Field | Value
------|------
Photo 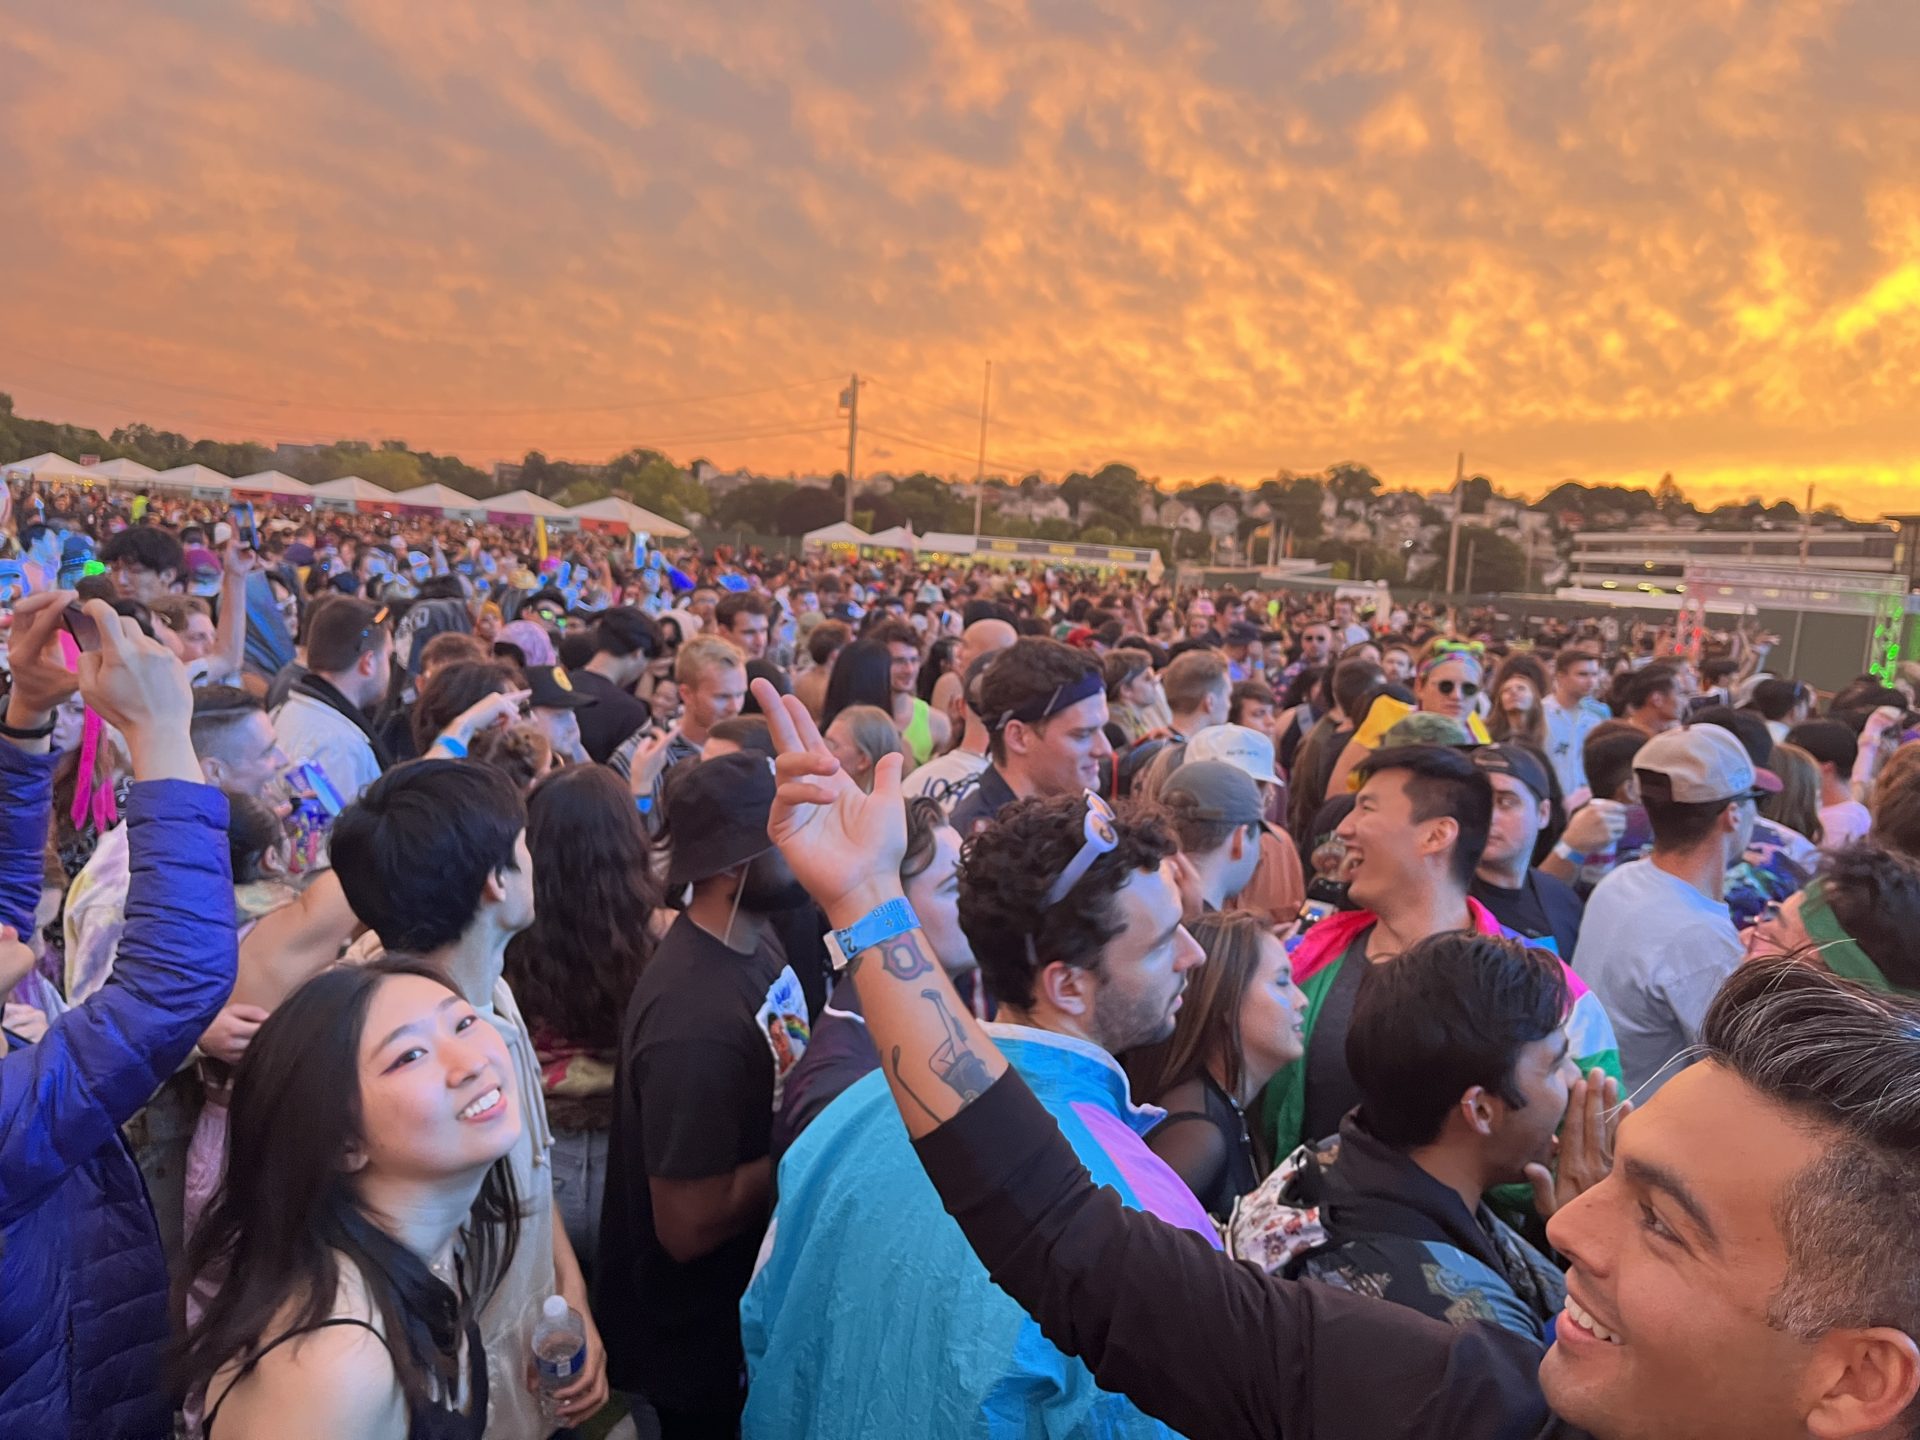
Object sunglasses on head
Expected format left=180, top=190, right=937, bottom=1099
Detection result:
left=1435, top=678, right=1480, bottom=698
left=1043, top=790, right=1120, bottom=907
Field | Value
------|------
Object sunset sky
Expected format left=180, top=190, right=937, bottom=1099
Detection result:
left=4, top=1, right=1918, bottom=511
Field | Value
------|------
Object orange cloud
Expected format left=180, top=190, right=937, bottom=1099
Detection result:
left=1, top=0, right=1917, bottom=513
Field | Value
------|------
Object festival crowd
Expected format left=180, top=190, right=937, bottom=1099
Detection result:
left=5, top=474, right=1920, bottom=1440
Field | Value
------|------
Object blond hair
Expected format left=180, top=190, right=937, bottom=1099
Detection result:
left=675, top=633, right=746, bottom=688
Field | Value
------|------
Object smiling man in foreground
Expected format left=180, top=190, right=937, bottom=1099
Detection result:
left=749, top=676, right=1920, bottom=1440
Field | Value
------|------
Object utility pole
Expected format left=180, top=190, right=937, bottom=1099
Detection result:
left=1800, top=481, right=1815, bottom=568
left=1443, top=450, right=1465, bottom=595
left=971, top=360, right=992, bottom=538
left=1464, top=534, right=1479, bottom=596
left=841, top=373, right=860, bottom=525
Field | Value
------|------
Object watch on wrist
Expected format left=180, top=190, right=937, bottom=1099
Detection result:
left=826, top=897, right=921, bottom=975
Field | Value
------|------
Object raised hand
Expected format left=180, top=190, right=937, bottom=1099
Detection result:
left=752, top=677, right=908, bottom=928
left=624, top=724, right=682, bottom=796
left=1525, top=1070, right=1628, bottom=1218
left=3, top=589, right=81, bottom=728
left=437, top=689, right=529, bottom=752
left=77, top=601, right=193, bottom=739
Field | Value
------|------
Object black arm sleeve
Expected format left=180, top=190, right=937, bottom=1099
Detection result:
left=913, top=1072, right=1574, bottom=1440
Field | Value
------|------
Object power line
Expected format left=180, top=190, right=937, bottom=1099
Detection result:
left=866, top=375, right=1094, bottom=450
left=859, top=424, right=1051, bottom=478
left=9, top=349, right=843, bottom=418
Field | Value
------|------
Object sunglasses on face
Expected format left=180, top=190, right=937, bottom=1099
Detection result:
left=1434, top=679, right=1480, bottom=698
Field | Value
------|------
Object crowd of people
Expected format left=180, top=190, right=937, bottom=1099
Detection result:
left=6, top=473, right=1920, bottom=1440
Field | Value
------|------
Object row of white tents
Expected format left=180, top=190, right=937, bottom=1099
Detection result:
left=0, top=452, right=688, bottom=538
left=800, top=521, right=923, bottom=551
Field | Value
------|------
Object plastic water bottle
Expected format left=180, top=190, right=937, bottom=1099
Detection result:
left=531, top=1294, right=587, bottom=1407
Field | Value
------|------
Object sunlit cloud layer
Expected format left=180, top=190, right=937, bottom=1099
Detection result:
left=3, top=0, right=1918, bottom=511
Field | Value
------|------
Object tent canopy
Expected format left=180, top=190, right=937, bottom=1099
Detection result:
left=232, top=470, right=316, bottom=499
left=568, top=495, right=691, bottom=539
left=92, top=457, right=160, bottom=481
left=484, top=489, right=571, bottom=518
left=391, top=482, right=483, bottom=510
left=866, top=524, right=919, bottom=551
left=2, top=452, right=99, bottom=480
left=153, top=464, right=234, bottom=495
left=804, top=522, right=871, bottom=547
left=310, top=475, right=394, bottom=502
left=919, top=531, right=977, bottom=555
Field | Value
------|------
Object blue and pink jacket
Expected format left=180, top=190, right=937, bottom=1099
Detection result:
left=743, top=1024, right=1212, bottom=1439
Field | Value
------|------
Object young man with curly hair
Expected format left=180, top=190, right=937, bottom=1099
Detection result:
left=742, top=792, right=1206, bottom=1439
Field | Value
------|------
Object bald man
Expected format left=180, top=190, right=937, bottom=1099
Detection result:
left=932, top=618, right=1017, bottom=731
left=913, top=620, right=1017, bottom=817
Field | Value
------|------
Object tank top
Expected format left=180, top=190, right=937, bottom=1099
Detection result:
left=902, top=697, right=935, bottom=766
left=202, top=1315, right=487, bottom=1440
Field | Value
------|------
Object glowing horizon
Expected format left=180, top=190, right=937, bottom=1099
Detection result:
left=3, top=2, right=1918, bottom=514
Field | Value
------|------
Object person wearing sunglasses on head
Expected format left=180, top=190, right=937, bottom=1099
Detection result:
left=752, top=679, right=1920, bottom=1440
left=742, top=787, right=1207, bottom=1440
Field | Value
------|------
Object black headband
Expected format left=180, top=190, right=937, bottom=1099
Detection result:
left=993, top=669, right=1104, bottom=731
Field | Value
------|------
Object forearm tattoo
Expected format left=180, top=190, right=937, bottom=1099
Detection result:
left=889, top=988, right=993, bottom=1121
left=879, top=936, right=934, bottom=981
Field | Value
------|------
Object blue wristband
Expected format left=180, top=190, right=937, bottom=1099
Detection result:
left=438, top=735, right=469, bottom=758
left=635, top=794, right=654, bottom=815
left=827, top=897, right=920, bottom=974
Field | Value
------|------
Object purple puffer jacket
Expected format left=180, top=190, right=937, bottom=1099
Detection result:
left=0, top=740, right=235, bottom=1438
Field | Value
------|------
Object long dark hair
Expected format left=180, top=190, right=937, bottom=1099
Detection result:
left=1126, top=912, right=1269, bottom=1114
left=916, top=637, right=959, bottom=704
left=177, top=960, right=521, bottom=1416
left=505, top=765, right=659, bottom=1052
left=821, top=639, right=894, bottom=728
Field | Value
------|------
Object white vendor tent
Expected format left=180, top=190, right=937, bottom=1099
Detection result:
left=484, top=489, right=571, bottom=517
left=91, top=458, right=160, bottom=482
left=568, top=495, right=690, bottom=539
left=152, top=464, right=234, bottom=497
left=232, top=470, right=317, bottom=500
left=2, top=452, right=99, bottom=480
left=803, top=522, right=871, bottom=547
left=311, top=476, right=395, bottom=506
left=390, top=482, right=485, bottom=515
left=866, top=525, right=919, bottom=551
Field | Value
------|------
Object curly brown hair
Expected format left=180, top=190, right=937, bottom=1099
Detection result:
left=958, top=794, right=1175, bottom=1010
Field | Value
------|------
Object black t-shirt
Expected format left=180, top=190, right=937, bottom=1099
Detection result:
left=1470, top=870, right=1585, bottom=959
left=571, top=669, right=652, bottom=764
left=596, top=914, right=810, bottom=1413
left=1302, top=928, right=1373, bottom=1147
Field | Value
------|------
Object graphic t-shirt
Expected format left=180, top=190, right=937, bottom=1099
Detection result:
left=597, top=913, right=810, bottom=1414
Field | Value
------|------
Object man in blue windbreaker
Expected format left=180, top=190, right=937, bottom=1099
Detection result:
left=742, top=793, right=1207, bottom=1439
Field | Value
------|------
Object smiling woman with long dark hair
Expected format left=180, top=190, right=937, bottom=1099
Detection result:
left=503, top=763, right=659, bottom=1279
left=178, top=959, right=523, bottom=1438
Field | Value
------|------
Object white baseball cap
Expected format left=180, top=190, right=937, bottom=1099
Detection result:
left=1186, top=724, right=1276, bottom=787
left=1635, top=724, right=1781, bottom=805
